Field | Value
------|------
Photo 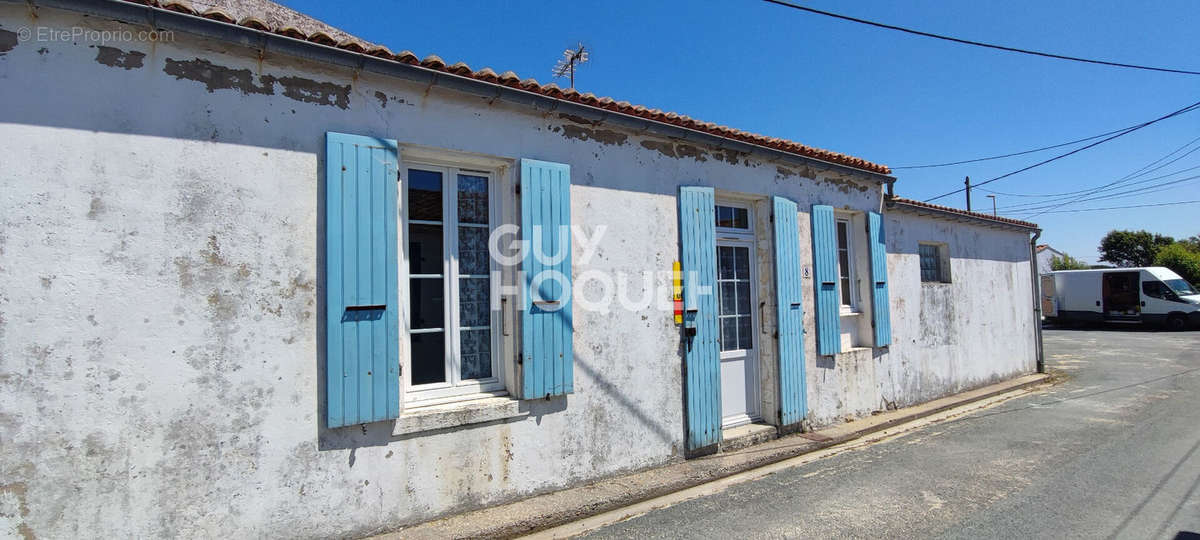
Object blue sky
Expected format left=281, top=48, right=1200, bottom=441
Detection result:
left=280, top=0, right=1200, bottom=262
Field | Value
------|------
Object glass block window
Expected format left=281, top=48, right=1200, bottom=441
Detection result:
left=920, top=243, right=947, bottom=283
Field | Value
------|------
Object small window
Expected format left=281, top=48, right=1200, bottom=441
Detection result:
left=835, top=219, right=855, bottom=308
left=919, top=243, right=950, bottom=283
left=716, top=205, right=749, bottom=229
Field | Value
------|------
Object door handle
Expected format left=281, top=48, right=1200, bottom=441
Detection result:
left=533, top=300, right=560, bottom=307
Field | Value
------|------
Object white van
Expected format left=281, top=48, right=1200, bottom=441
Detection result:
left=1048, top=267, right=1200, bottom=330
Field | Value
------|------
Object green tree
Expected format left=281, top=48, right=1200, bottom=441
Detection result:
left=1050, top=253, right=1090, bottom=270
left=1098, top=230, right=1175, bottom=267
left=1181, top=235, right=1200, bottom=252
left=1154, top=242, right=1200, bottom=285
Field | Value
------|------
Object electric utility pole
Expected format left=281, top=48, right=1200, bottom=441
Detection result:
left=964, top=176, right=972, bottom=211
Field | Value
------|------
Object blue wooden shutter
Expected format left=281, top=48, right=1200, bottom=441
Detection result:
left=867, top=211, right=892, bottom=346
left=772, top=197, right=807, bottom=426
left=325, top=132, right=400, bottom=428
left=520, top=159, right=574, bottom=399
left=679, top=187, right=720, bottom=450
left=810, top=204, right=841, bottom=356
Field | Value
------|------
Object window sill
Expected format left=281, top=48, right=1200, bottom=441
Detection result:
left=834, top=346, right=873, bottom=359
left=392, top=395, right=527, bottom=436
left=839, top=310, right=863, bottom=317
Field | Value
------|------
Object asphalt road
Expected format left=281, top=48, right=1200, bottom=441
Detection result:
left=579, top=327, right=1200, bottom=539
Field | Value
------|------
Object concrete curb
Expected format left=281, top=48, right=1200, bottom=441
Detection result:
left=374, top=373, right=1051, bottom=540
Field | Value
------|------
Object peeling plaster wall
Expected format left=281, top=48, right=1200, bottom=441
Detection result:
left=880, top=211, right=1038, bottom=411
left=0, top=6, right=1032, bottom=537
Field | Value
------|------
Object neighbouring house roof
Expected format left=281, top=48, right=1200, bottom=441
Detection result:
left=887, top=197, right=1040, bottom=230
left=118, top=0, right=892, bottom=176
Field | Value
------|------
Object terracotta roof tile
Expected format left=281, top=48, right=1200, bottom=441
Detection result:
left=338, top=39, right=369, bottom=54
left=161, top=1, right=196, bottom=15
left=420, top=55, right=446, bottom=69
left=307, top=31, right=337, bottom=46
left=122, top=0, right=891, bottom=175
left=446, top=61, right=473, bottom=75
left=199, top=8, right=236, bottom=24
left=275, top=25, right=307, bottom=40
left=365, top=45, right=394, bottom=59
left=237, top=15, right=271, bottom=31
left=888, top=197, right=1039, bottom=229
left=473, top=68, right=500, bottom=83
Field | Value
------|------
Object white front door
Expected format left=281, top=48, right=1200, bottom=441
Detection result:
left=717, top=241, right=760, bottom=428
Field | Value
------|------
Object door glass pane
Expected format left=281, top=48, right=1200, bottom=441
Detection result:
left=721, top=317, right=738, bottom=352
left=408, top=169, right=443, bottom=221
left=715, top=205, right=749, bottom=229
left=457, top=174, right=489, bottom=224
left=840, top=277, right=852, bottom=305
left=718, top=246, right=735, bottom=279
left=716, top=205, right=733, bottom=228
left=720, top=282, right=737, bottom=315
left=410, top=331, right=445, bottom=385
left=737, top=316, right=752, bottom=350
left=459, top=278, right=490, bottom=327
left=409, top=278, right=444, bottom=330
left=717, top=245, right=753, bottom=352
left=734, top=247, right=749, bottom=279
left=460, top=328, right=492, bottom=380
left=732, top=207, right=749, bottom=229
left=458, top=227, right=489, bottom=275
left=409, top=224, right=443, bottom=275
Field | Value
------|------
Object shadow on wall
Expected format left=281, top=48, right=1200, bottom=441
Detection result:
left=885, top=214, right=1033, bottom=264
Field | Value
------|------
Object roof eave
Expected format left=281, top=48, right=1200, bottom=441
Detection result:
left=886, top=198, right=1040, bottom=232
left=17, top=0, right=896, bottom=182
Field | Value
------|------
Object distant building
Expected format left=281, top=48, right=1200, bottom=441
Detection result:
left=1037, top=245, right=1067, bottom=274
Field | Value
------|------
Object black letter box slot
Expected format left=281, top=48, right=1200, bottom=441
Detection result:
left=343, top=304, right=386, bottom=322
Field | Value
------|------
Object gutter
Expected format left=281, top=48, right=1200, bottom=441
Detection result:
left=12, top=0, right=897, bottom=185
left=1029, top=229, right=1045, bottom=373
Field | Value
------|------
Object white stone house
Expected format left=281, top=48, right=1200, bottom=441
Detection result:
left=1036, top=244, right=1067, bottom=274
left=0, top=0, right=1042, bottom=536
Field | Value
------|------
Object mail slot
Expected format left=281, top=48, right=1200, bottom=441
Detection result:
left=345, top=304, right=385, bottom=312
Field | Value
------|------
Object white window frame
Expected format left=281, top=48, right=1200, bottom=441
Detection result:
left=835, top=217, right=858, bottom=312
left=400, top=151, right=511, bottom=406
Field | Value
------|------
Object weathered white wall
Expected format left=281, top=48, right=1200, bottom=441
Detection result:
left=881, top=211, right=1039, bottom=408
left=0, top=6, right=1034, bottom=538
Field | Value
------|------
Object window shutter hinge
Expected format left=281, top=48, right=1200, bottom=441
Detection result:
left=515, top=182, right=521, bottom=195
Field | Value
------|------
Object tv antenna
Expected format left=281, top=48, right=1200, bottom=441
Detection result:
left=552, top=43, right=589, bottom=88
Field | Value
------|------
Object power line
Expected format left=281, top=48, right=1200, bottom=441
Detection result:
left=894, top=124, right=1139, bottom=170
left=762, top=0, right=1200, bottom=76
left=996, top=160, right=1200, bottom=210
left=1021, top=135, right=1200, bottom=216
left=922, top=100, right=1200, bottom=202
left=1027, top=199, right=1200, bottom=214
left=1007, top=174, right=1200, bottom=213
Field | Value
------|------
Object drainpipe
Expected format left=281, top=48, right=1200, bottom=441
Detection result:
left=1029, top=229, right=1045, bottom=373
